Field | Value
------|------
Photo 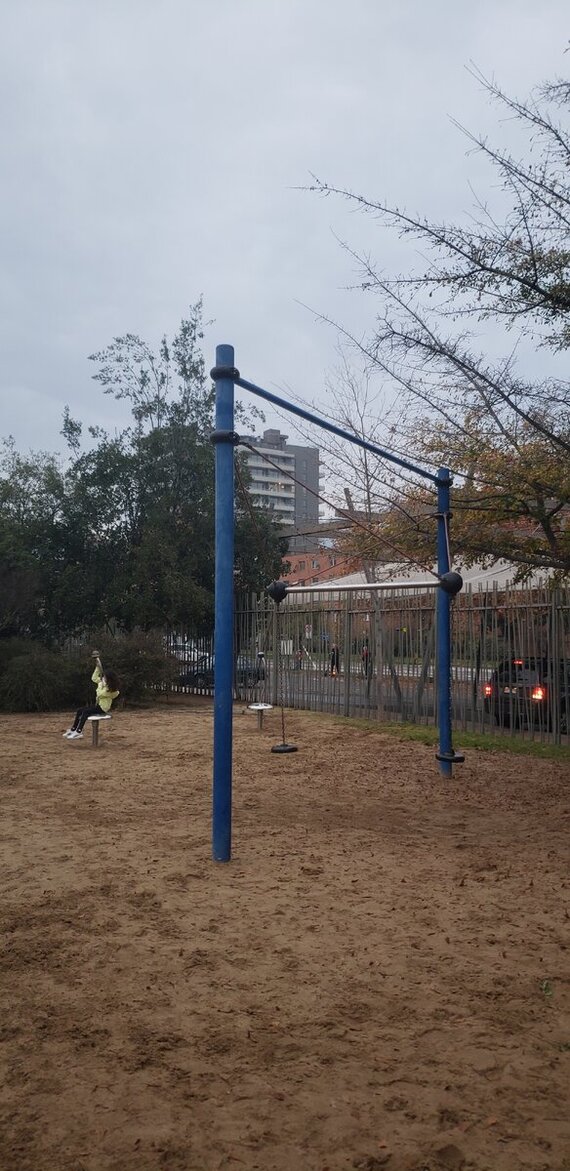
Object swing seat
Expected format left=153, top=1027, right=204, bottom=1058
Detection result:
left=88, top=714, right=112, bottom=747
left=248, top=702, right=273, bottom=730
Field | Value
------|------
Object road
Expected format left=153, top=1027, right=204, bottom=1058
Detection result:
left=234, top=663, right=486, bottom=726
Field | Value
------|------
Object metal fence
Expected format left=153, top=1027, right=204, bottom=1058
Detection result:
left=168, top=584, right=570, bottom=744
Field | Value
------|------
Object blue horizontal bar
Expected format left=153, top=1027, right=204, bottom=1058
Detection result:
left=235, top=376, right=438, bottom=485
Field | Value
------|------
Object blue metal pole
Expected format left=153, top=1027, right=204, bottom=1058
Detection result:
left=436, top=468, right=453, bottom=778
left=236, top=376, right=438, bottom=485
left=212, top=345, right=236, bottom=861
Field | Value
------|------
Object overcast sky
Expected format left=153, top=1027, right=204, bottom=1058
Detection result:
left=1, top=0, right=568, bottom=456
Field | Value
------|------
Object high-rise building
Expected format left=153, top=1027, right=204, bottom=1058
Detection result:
left=239, top=429, right=320, bottom=542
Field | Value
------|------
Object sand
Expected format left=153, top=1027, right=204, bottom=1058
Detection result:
left=1, top=700, right=569, bottom=1171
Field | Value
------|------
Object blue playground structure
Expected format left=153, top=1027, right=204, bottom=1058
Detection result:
left=211, top=344, right=464, bottom=862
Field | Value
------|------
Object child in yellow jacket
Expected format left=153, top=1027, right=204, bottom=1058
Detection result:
left=64, top=652, right=120, bottom=740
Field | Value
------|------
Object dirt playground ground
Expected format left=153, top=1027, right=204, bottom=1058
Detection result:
left=1, top=701, right=569, bottom=1171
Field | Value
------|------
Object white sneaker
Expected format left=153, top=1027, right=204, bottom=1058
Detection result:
left=67, top=730, right=83, bottom=740
left=63, top=729, right=74, bottom=737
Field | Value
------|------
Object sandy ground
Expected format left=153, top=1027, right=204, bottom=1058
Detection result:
left=0, top=699, right=569, bottom=1171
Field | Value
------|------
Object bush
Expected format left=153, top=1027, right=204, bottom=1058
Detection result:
left=0, top=630, right=179, bottom=712
left=63, top=655, right=94, bottom=708
left=0, top=648, right=74, bottom=712
left=0, top=637, right=40, bottom=668
left=80, top=629, right=180, bottom=704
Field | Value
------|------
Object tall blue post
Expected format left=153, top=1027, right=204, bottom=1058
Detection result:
left=211, top=345, right=236, bottom=861
left=436, top=467, right=453, bottom=778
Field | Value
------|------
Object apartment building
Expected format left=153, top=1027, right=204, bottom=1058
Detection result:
left=239, top=429, right=319, bottom=540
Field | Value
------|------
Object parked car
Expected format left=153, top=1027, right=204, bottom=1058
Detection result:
left=483, top=657, right=568, bottom=732
left=178, top=652, right=265, bottom=689
left=164, top=637, right=201, bottom=663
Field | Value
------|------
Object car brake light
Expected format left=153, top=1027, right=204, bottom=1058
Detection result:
left=531, top=685, right=546, bottom=702
left=513, top=659, right=523, bottom=665
left=483, top=683, right=493, bottom=698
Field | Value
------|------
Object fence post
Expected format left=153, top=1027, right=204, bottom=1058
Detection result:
left=551, top=589, right=560, bottom=743
left=343, top=592, right=352, bottom=718
left=373, top=600, right=383, bottom=724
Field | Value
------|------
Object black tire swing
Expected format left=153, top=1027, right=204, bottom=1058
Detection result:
left=266, top=581, right=298, bottom=754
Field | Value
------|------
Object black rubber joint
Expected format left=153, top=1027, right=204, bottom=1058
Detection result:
left=210, top=365, right=240, bottom=381
left=210, top=430, right=241, bottom=445
left=266, top=580, right=288, bottom=605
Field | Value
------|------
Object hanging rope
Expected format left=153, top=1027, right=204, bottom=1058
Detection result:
left=443, top=510, right=452, bottom=570
left=267, top=582, right=298, bottom=754
left=235, top=456, right=267, bottom=543
left=238, top=437, right=462, bottom=598
left=277, top=606, right=287, bottom=742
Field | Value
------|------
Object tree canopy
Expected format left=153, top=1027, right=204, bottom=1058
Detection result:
left=310, top=71, right=570, bottom=580
left=0, top=302, right=286, bottom=641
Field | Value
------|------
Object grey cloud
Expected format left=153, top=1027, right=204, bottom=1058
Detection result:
left=1, top=0, right=567, bottom=450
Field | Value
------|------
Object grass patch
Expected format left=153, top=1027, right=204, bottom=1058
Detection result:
left=325, top=714, right=570, bottom=760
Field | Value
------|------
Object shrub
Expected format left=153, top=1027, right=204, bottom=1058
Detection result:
left=0, top=648, right=72, bottom=712
left=0, top=637, right=40, bottom=668
left=63, top=655, right=94, bottom=707
left=80, top=629, right=180, bottom=704
left=0, top=630, right=179, bottom=712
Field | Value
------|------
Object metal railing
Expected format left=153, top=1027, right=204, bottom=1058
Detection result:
left=168, top=583, right=569, bottom=744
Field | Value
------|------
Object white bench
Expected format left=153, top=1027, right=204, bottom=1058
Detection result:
left=87, top=714, right=112, bottom=747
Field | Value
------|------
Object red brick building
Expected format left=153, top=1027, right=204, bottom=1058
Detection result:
left=284, top=547, right=362, bottom=586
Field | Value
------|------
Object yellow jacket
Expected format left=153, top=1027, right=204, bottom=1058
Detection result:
left=91, top=665, right=120, bottom=713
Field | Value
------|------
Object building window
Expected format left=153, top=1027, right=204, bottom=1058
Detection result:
left=298, top=560, right=306, bottom=570
left=311, top=559, right=319, bottom=569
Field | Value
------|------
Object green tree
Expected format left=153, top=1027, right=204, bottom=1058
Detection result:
left=0, top=303, right=285, bottom=641
left=0, top=439, right=73, bottom=637
left=337, top=415, right=570, bottom=580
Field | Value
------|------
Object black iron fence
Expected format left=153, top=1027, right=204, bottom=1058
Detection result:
left=167, top=584, right=570, bottom=744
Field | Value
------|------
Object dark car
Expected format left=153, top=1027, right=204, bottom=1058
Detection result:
left=178, top=654, right=214, bottom=688
left=178, top=652, right=265, bottom=690
left=483, top=657, right=568, bottom=732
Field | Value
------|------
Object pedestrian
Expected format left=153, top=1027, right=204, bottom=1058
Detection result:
left=361, top=638, right=369, bottom=677
left=330, top=643, right=340, bottom=677
left=63, top=651, right=120, bottom=740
